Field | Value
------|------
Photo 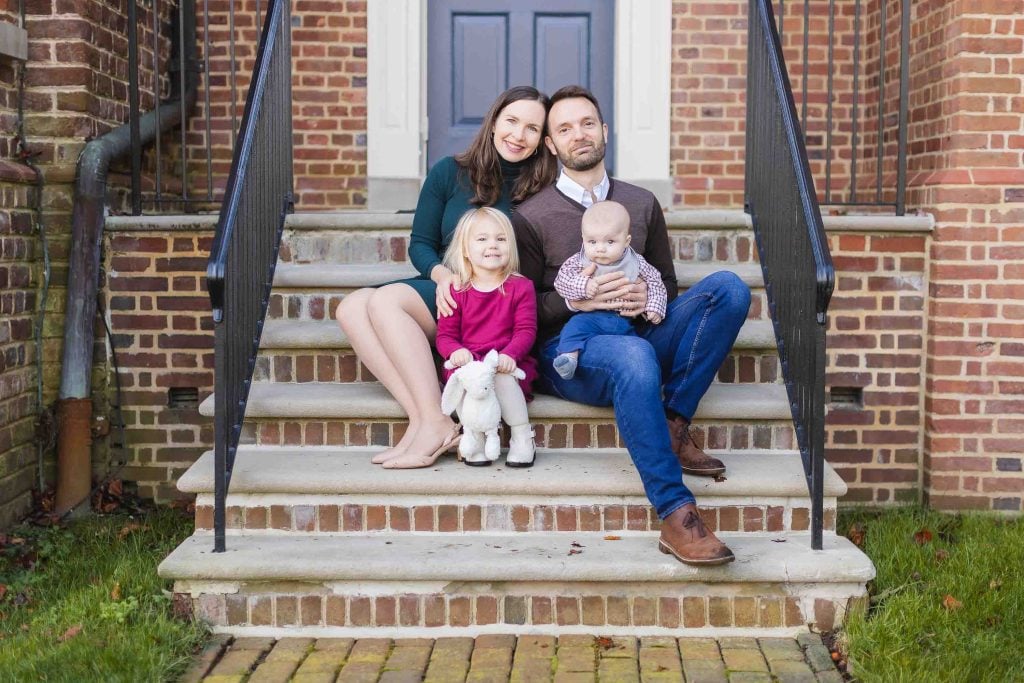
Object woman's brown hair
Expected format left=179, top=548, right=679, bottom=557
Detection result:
left=454, top=85, right=557, bottom=206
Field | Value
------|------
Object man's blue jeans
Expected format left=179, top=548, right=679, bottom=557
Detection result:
left=537, top=271, right=751, bottom=519
left=556, top=311, right=636, bottom=356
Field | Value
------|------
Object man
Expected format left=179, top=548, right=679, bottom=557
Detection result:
left=512, top=85, right=751, bottom=565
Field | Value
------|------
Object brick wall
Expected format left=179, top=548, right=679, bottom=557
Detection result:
left=104, top=228, right=214, bottom=502
left=904, top=0, right=1024, bottom=512
left=186, top=0, right=368, bottom=209
left=0, top=0, right=180, bottom=527
left=826, top=230, right=928, bottom=504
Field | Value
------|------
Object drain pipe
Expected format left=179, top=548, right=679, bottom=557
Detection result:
left=55, top=2, right=199, bottom=514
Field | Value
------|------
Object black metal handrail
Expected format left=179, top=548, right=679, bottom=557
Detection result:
left=745, top=0, right=835, bottom=550
left=206, top=0, right=293, bottom=552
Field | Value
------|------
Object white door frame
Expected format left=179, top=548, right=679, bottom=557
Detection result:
left=366, top=0, right=671, bottom=210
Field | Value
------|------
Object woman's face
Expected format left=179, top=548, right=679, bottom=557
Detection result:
left=492, top=98, right=546, bottom=163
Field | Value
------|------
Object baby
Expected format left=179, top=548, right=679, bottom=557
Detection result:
left=552, top=200, right=668, bottom=380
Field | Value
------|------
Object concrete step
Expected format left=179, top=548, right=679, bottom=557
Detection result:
left=159, top=530, right=873, bottom=637
left=265, top=262, right=772, bottom=322
left=200, top=382, right=791, bottom=422
left=258, top=318, right=778, bottom=351
left=252, top=318, right=783, bottom=386
left=270, top=262, right=766, bottom=291
left=182, top=447, right=843, bottom=535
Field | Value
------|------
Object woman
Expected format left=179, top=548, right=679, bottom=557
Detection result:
left=335, top=86, right=556, bottom=469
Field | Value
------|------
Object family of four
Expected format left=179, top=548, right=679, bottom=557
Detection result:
left=336, top=85, right=751, bottom=566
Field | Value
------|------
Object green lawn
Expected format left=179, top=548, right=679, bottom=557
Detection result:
left=839, top=507, right=1024, bottom=683
left=0, top=506, right=208, bottom=682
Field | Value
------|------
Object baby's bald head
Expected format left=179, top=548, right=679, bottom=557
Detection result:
left=580, top=200, right=632, bottom=265
left=582, top=200, right=630, bottom=237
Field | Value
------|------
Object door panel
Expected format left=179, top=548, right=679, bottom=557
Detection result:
left=428, top=0, right=614, bottom=171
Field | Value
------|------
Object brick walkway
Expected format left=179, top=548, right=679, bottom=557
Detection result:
left=184, top=633, right=843, bottom=682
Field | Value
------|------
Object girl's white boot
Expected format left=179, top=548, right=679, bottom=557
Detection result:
left=506, top=423, right=536, bottom=468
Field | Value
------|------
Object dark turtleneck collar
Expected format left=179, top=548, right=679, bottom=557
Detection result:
left=499, top=155, right=528, bottom=186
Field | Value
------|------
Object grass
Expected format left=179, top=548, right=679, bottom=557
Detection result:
left=838, top=507, right=1024, bottom=683
left=0, top=506, right=209, bottom=682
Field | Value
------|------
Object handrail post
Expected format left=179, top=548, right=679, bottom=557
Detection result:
left=896, top=0, right=911, bottom=216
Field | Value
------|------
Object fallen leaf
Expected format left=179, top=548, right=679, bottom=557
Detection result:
left=596, top=636, right=614, bottom=649
left=941, top=595, right=962, bottom=611
left=771, top=538, right=787, bottom=543
left=59, top=625, right=82, bottom=642
left=603, top=535, right=621, bottom=541
left=934, top=549, right=949, bottom=562
left=847, top=523, right=866, bottom=547
left=914, top=528, right=933, bottom=545
left=570, top=542, right=585, bottom=548
left=117, top=523, right=149, bottom=540
left=110, top=582, right=121, bottom=601
left=568, top=548, right=583, bottom=555
left=713, top=474, right=728, bottom=483
left=989, top=579, right=1003, bottom=590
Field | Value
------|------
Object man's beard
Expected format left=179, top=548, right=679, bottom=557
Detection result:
left=558, top=137, right=606, bottom=172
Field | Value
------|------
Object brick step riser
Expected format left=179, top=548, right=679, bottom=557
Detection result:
left=252, top=349, right=784, bottom=386
left=193, top=499, right=837, bottom=535
left=178, top=579, right=862, bottom=635
left=239, top=419, right=797, bottom=451
left=266, top=289, right=771, bottom=323
left=278, top=230, right=762, bottom=267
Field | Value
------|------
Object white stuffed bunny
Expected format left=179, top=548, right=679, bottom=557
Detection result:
left=441, top=350, right=525, bottom=465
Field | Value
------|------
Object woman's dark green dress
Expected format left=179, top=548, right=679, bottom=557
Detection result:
left=383, top=155, right=525, bottom=317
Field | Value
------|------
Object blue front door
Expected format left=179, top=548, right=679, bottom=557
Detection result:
left=427, top=0, right=615, bottom=172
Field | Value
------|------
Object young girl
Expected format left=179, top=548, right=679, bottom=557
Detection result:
left=430, top=207, right=538, bottom=468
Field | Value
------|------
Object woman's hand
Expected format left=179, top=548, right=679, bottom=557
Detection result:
left=496, top=353, right=518, bottom=374
left=448, top=348, right=473, bottom=367
left=432, top=265, right=462, bottom=317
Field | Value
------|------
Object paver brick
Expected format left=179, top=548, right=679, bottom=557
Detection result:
left=294, top=650, right=345, bottom=675
left=815, top=670, right=845, bottom=683
left=511, top=658, right=554, bottom=681
left=231, top=637, right=276, bottom=650
left=380, top=671, right=427, bottom=683
left=202, top=676, right=246, bottom=683
left=719, top=637, right=759, bottom=650
left=292, top=673, right=337, bottom=683
left=558, top=634, right=595, bottom=648
left=180, top=634, right=231, bottom=683
left=598, top=657, right=640, bottom=681
left=758, top=637, right=804, bottom=661
left=683, top=659, right=728, bottom=683
left=208, top=650, right=265, bottom=677
left=727, top=673, right=772, bottom=683
left=600, top=636, right=638, bottom=659
left=802, top=643, right=836, bottom=674
left=639, top=636, right=677, bottom=648
left=722, top=648, right=768, bottom=673
left=678, top=638, right=720, bottom=661
left=768, top=658, right=817, bottom=682
left=639, top=647, right=682, bottom=673
left=470, top=646, right=513, bottom=669
left=249, top=660, right=302, bottom=683
left=556, top=646, right=598, bottom=672
left=552, top=672, right=596, bottom=683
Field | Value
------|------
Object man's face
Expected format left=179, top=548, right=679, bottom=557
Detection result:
left=545, top=97, right=608, bottom=172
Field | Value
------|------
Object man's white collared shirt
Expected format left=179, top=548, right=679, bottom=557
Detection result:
left=556, top=171, right=610, bottom=207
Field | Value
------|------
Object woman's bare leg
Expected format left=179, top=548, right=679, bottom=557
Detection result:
left=366, top=285, right=458, bottom=469
left=335, top=287, right=420, bottom=462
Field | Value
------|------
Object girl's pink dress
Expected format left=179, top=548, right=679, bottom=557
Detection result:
left=435, top=275, right=538, bottom=398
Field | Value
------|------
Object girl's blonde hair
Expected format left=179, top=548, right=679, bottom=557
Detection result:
left=443, top=207, right=521, bottom=288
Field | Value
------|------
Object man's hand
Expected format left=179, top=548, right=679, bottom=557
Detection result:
left=568, top=269, right=635, bottom=312
left=432, top=265, right=463, bottom=317
left=448, top=348, right=473, bottom=367
left=496, top=354, right=518, bottom=374
left=616, top=280, right=649, bottom=318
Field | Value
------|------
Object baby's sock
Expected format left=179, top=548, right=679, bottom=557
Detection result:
left=553, top=352, right=578, bottom=380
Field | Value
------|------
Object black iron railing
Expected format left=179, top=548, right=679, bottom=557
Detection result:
left=746, top=0, right=835, bottom=550
left=775, top=0, right=911, bottom=214
left=206, top=0, right=293, bottom=552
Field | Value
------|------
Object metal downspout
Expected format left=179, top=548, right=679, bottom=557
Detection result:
left=54, top=2, right=199, bottom=514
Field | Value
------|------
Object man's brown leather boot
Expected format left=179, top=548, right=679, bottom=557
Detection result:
left=667, top=415, right=726, bottom=476
left=658, top=503, right=735, bottom=566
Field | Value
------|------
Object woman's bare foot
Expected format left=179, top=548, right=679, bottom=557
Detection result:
left=370, top=422, right=420, bottom=464
left=382, top=418, right=461, bottom=469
